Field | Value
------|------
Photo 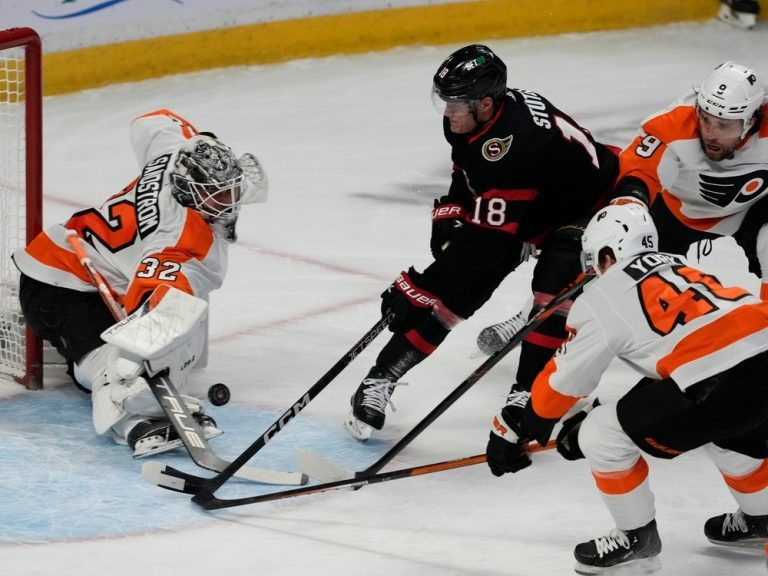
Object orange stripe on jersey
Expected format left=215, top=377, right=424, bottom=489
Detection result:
left=761, top=282, right=768, bottom=301
left=133, top=109, right=199, bottom=140
left=618, top=105, right=698, bottom=205
left=659, top=189, right=727, bottom=231
left=723, top=459, right=768, bottom=494
left=656, top=302, right=768, bottom=379
left=642, top=105, right=699, bottom=143
left=123, top=210, right=213, bottom=312
left=592, top=457, right=649, bottom=496
left=23, top=232, right=93, bottom=285
left=530, top=360, right=580, bottom=419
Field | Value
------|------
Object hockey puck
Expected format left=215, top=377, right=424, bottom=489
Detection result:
left=208, top=383, right=231, bottom=406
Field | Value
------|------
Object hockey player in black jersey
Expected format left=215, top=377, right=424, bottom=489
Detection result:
left=344, top=44, right=622, bottom=441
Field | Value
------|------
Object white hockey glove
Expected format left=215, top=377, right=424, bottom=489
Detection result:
left=239, top=153, right=268, bottom=205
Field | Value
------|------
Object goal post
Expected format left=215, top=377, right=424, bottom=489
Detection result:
left=0, top=27, right=43, bottom=389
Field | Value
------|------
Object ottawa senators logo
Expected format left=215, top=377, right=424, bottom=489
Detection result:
left=481, top=135, right=513, bottom=162
left=699, top=170, right=768, bottom=207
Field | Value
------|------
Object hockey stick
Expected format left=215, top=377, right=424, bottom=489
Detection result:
left=141, top=311, right=394, bottom=497
left=65, top=231, right=306, bottom=486
left=143, top=441, right=556, bottom=504
left=305, top=272, right=595, bottom=482
left=189, top=272, right=593, bottom=508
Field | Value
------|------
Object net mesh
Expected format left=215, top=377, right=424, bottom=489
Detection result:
left=0, top=45, right=30, bottom=380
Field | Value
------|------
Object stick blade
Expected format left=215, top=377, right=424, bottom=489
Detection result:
left=141, top=461, right=203, bottom=494
left=234, top=466, right=309, bottom=486
left=296, top=450, right=355, bottom=482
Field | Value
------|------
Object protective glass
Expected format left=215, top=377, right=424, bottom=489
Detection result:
left=430, top=87, right=478, bottom=116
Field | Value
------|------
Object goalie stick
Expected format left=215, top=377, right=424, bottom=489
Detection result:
left=141, top=311, right=394, bottom=497
left=142, top=441, right=556, bottom=504
left=173, top=272, right=593, bottom=508
left=66, top=231, right=306, bottom=486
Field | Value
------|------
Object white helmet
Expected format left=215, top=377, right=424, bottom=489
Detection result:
left=581, top=204, right=658, bottom=275
left=696, top=61, right=765, bottom=139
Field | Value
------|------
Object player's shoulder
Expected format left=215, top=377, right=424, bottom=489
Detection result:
left=505, top=89, right=556, bottom=128
left=641, top=98, right=698, bottom=143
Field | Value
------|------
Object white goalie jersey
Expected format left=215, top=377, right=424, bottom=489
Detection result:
left=530, top=251, right=768, bottom=421
left=13, top=109, right=230, bottom=313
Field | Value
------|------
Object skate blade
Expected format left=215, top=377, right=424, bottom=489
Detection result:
left=718, top=5, right=757, bottom=28
left=132, top=427, right=223, bottom=458
left=574, top=555, right=661, bottom=575
left=706, top=536, right=767, bottom=549
left=343, top=411, right=374, bottom=443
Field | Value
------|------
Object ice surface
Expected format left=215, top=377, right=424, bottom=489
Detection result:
left=2, top=19, right=767, bottom=576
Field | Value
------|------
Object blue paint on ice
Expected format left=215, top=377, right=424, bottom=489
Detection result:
left=0, top=387, right=389, bottom=543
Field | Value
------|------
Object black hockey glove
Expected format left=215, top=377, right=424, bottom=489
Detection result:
left=611, top=176, right=650, bottom=208
left=486, top=390, right=532, bottom=476
left=381, top=267, right=436, bottom=333
left=430, top=199, right=466, bottom=258
left=556, top=398, right=600, bottom=461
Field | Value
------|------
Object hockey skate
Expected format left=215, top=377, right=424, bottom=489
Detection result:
left=344, top=376, right=404, bottom=442
left=574, top=519, right=662, bottom=574
left=718, top=0, right=760, bottom=29
left=128, top=414, right=222, bottom=458
left=704, top=509, right=768, bottom=547
left=476, top=310, right=526, bottom=355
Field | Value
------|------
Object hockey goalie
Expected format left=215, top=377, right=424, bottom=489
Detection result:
left=12, top=109, right=268, bottom=457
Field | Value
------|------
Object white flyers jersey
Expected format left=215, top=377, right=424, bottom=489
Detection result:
left=618, top=92, right=768, bottom=235
left=530, top=251, right=768, bottom=421
left=12, top=109, right=229, bottom=313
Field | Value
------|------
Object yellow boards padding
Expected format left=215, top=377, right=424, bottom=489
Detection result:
left=43, top=0, right=718, bottom=95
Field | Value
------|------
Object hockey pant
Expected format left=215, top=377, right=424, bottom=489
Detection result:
left=580, top=404, right=768, bottom=532
left=580, top=351, right=768, bottom=530
left=516, top=220, right=588, bottom=390
left=18, top=273, right=115, bottom=390
left=373, top=228, right=523, bottom=379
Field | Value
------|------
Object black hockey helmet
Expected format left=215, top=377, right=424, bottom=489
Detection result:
left=432, top=44, right=507, bottom=103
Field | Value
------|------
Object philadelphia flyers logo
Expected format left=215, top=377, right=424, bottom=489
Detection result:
left=698, top=170, right=768, bottom=207
left=481, top=135, right=513, bottom=161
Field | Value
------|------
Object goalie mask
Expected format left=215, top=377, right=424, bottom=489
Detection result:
left=696, top=61, right=765, bottom=140
left=171, top=136, right=246, bottom=223
left=581, top=204, right=658, bottom=275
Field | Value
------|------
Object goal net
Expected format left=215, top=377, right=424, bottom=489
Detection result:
left=0, top=28, right=43, bottom=389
